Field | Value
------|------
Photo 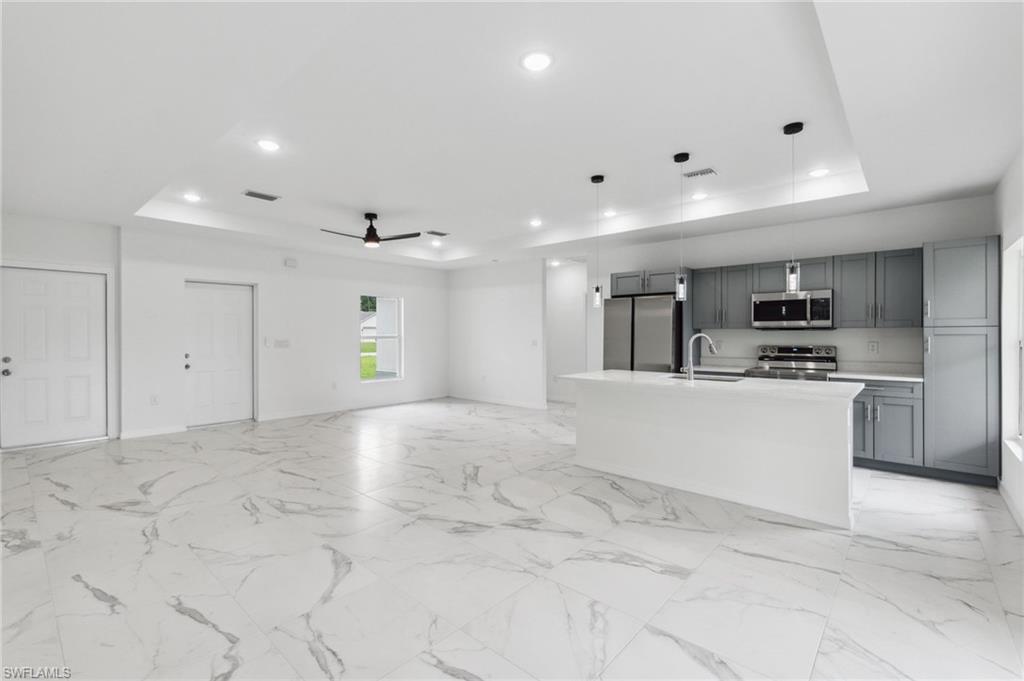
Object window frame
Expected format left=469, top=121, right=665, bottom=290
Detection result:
left=359, top=295, right=404, bottom=383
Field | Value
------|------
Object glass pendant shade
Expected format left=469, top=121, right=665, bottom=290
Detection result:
left=785, top=261, right=801, bottom=293
left=592, top=285, right=603, bottom=308
left=675, top=273, right=687, bottom=302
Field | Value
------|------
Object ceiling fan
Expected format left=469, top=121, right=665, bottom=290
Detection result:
left=321, top=212, right=421, bottom=249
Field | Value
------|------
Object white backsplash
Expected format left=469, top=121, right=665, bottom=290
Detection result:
left=697, top=327, right=925, bottom=375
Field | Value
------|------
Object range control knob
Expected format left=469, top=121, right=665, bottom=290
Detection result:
left=758, top=345, right=768, bottom=354
left=769, top=346, right=778, bottom=354
left=814, top=347, right=823, bottom=355
left=826, top=347, right=835, bottom=355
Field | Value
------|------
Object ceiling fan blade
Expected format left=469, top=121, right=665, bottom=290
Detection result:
left=321, top=228, right=365, bottom=240
left=380, top=232, right=422, bottom=242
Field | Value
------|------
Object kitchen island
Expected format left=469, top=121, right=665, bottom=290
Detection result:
left=561, top=370, right=864, bottom=529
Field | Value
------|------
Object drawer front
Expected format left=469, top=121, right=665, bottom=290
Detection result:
left=830, top=378, right=923, bottom=399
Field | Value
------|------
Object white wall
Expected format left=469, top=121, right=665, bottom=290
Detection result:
left=997, top=149, right=1024, bottom=527
left=448, top=260, right=546, bottom=409
left=119, top=223, right=449, bottom=436
left=586, top=195, right=996, bottom=370
left=1, top=214, right=118, bottom=269
left=545, top=260, right=587, bottom=403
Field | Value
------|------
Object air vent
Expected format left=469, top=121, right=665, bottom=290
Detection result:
left=425, top=230, right=449, bottom=237
left=243, top=190, right=280, bottom=202
left=683, top=167, right=717, bottom=178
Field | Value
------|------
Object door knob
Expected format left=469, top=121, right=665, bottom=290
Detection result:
left=1, top=369, right=11, bottom=377
left=184, top=364, right=191, bottom=370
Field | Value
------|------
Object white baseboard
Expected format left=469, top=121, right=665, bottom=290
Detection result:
left=120, top=426, right=184, bottom=439
left=999, top=481, right=1024, bottom=531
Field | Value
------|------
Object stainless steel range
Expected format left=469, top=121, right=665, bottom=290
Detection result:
left=744, top=344, right=837, bottom=381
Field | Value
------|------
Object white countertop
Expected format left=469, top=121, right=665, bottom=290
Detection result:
left=561, top=370, right=863, bottom=401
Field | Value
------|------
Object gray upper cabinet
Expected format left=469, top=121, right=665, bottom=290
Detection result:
left=835, top=249, right=922, bottom=328
left=876, top=248, right=923, bottom=328
left=609, top=271, right=645, bottom=298
left=799, top=257, right=834, bottom=291
left=924, top=326, right=999, bottom=476
left=752, top=257, right=833, bottom=293
left=646, top=269, right=679, bottom=295
left=752, top=261, right=787, bottom=293
left=873, top=396, right=923, bottom=466
left=692, top=267, right=722, bottom=329
left=835, top=253, right=876, bottom=328
left=721, top=265, right=753, bottom=329
left=923, top=236, right=1000, bottom=327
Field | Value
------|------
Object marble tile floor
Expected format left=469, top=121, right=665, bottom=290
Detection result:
left=1, top=398, right=1021, bottom=680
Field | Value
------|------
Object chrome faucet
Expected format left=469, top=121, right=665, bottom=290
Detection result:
left=686, top=333, right=719, bottom=385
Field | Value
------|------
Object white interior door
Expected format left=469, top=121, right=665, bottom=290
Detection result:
left=184, top=282, right=254, bottom=427
left=1, top=267, right=107, bottom=448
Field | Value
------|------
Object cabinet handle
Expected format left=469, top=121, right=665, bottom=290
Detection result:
left=875, top=405, right=882, bottom=422
left=866, top=404, right=872, bottom=422
left=925, top=336, right=931, bottom=354
left=866, top=302, right=873, bottom=321
left=878, top=304, right=884, bottom=321
left=925, top=300, right=931, bottom=318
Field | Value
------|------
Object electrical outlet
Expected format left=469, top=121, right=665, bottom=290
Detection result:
left=149, top=395, right=159, bottom=406
left=867, top=340, right=880, bottom=354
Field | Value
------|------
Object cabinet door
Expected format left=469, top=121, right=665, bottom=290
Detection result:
left=876, top=248, right=923, bottom=328
left=852, top=395, right=874, bottom=460
left=610, top=271, right=645, bottom=298
left=873, top=397, right=923, bottom=466
left=924, top=327, right=999, bottom=476
left=798, top=257, right=835, bottom=291
left=923, top=236, right=1000, bottom=327
left=691, top=268, right=722, bottom=329
left=835, top=253, right=876, bottom=328
left=752, top=261, right=786, bottom=293
left=721, top=265, right=753, bottom=329
left=645, top=269, right=679, bottom=295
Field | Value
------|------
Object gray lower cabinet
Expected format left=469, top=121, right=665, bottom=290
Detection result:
left=924, top=326, right=1000, bottom=476
left=752, top=257, right=833, bottom=293
left=835, top=253, right=876, bottom=328
left=721, top=265, right=753, bottom=329
left=852, top=395, right=874, bottom=459
left=692, top=267, right=721, bottom=329
left=924, top=236, right=1000, bottom=327
left=873, top=396, right=924, bottom=465
left=609, top=271, right=645, bottom=297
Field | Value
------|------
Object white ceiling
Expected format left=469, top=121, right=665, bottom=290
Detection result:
left=3, top=2, right=1020, bottom=268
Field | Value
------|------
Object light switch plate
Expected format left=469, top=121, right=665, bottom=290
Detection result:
left=867, top=340, right=880, bottom=354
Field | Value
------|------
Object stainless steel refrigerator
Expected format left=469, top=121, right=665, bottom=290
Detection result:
left=603, top=292, right=695, bottom=372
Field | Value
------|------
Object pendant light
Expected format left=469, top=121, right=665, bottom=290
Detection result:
left=783, top=121, right=803, bottom=293
left=591, top=174, right=605, bottom=308
left=673, top=152, right=690, bottom=302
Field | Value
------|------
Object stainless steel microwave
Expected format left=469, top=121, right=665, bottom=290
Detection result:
left=751, top=289, right=833, bottom=329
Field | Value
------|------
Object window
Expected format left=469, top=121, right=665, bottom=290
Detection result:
left=360, top=295, right=403, bottom=381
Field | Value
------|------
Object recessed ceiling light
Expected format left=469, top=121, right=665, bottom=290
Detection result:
left=550, top=260, right=561, bottom=267
left=183, top=192, right=201, bottom=203
left=521, top=52, right=552, bottom=72
left=431, top=239, right=442, bottom=248
left=529, top=218, right=543, bottom=228
left=691, top=192, right=708, bottom=201
left=808, top=168, right=830, bottom=178
left=256, top=139, right=280, bottom=152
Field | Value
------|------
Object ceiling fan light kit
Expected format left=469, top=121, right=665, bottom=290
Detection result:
left=321, top=212, right=422, bottom=249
